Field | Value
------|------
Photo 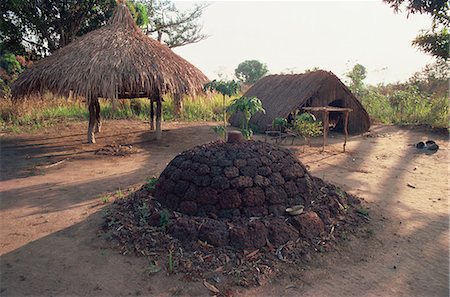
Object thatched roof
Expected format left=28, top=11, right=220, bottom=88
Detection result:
left=12, top=3, right=208, bottom=100
left=229, top=70, right=370, bottom=134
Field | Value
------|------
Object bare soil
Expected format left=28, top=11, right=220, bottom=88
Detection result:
left=0, top=120, right=448, bottom=296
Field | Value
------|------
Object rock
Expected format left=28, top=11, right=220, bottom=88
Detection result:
left=268, top=204, right=286, bottom=216
left=265, top=186, right=287, bottom=204
left=257, top=166, right=272, bottom=176
left=291, top=211, right=325, bottom=238
left=284, top=181, right=299, bottom=197
left=169, top=217, right=199, bottom=242
left=242, top=187, right=266, bottom=207
left=219, top=190, right=242, bottom=209
left=197, top=164, right=211, bottom=175
left=240, top=166, right=257, bottom=177
left=269, top=172, right=285, bottom=186
left=193, top=175, right=211, bottom=187
left=179, top=201, right=198, bottom=215
left=223, top=166, right=239, bottom=178
left=254, top=175, right=271, bottom=188
left=199, top=219, right=230, bottom=246
left=230, top=176, right=253, bottom=189
left=196, top=188, right=218, bottom=205
left=211, top=176, right=230, bottom=190
left=267, top=218, right=299, bottom=245
left=234, top=159, right=247, bottom=168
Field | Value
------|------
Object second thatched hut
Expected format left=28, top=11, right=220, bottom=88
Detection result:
left=12, top=2, right=208, bottom=143
left=229, top=70, right=370, bottom=134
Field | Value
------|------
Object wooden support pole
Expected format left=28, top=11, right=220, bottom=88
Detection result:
left=149, top=98, right=155, bottom=130
left=155, top=99, right=162, bottom=140
left=343, top=111, right=349, bottom=152
left=87, top=101, right=96, bottom=144
left=322, top=110, right=329, bottom=152
left=95, top=99, right=102, bottom=133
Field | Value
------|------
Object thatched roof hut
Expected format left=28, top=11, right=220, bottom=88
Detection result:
left=12, top=2, right=208, bottom=142
left=229, top=70, right=370, bottom=134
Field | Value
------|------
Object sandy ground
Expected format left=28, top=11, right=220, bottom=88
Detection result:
left=0, top=120, right=448, bottom=297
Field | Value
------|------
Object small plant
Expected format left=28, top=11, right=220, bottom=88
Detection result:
left=144, top=177, right=158, bottom=191
left=211, top=125, right=226, bottom=138
left=159, top=209, right=170, bottom=230
left=293, top=113, right=322, bottom=146
left=227, top=96, right=265, bottom=140
left=100, top=194, right=110, bottom=204
left=115, top=188, right=124, bottom=199
left=273, top=117, right=287, bottom=132
left=168, top=250, right=174, bottom=274
left=136, top=202, right=150, bottom=226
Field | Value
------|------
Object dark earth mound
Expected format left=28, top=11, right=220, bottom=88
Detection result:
left=102, top=140, right=367, bottom=287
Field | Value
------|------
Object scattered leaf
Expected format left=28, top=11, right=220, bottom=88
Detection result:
left=203, top=280, right=220, bottom=294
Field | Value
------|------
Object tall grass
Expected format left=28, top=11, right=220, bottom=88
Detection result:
left=361, top=86, right=448, bottom=129
left=0, top=93, right=235, bottom=133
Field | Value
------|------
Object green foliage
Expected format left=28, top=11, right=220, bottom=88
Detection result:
left=227, top=96, right=265, bottom=139
left=211, top=125, right=226, bottom=138
left=127, top=1, right=149, bottom=27
left=144, top=177, right=158, bottom=191
left=384, top=0, right=449, bottom=60
left=136, top=202, right=150, bottom=226
left=1, top=0, right=116, bottom=56
left=273, top=117, right=287, bottom=131
left=0, top=53, right=22, bottom=74
left=346, top=63, right=367, bottom=98
left=293, top=113, right=323, bottom=141
left=234, top=60, right=269, bottom=84
left=142, top=0, right=208, bottom=48
left=159, top=209, right=170, bottom=230
left=412, top=28, right=449, bottom=60
left=203, top=80, right=241, bottom=98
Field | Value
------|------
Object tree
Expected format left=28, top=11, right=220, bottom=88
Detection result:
left=142, top=0, right=208, bottom=48
left=0, top=0, right=117, bottom=57
left=227, top=96, right=265, bottom=139
left=234, top=60, right=268, bottom=84
left=204, top=80, right=240, bottom=139
left=0, top=0, right=207, bottom=58
left=346, top=64, right=367, bottom=98
left=384, top=0, right=449, bottom=60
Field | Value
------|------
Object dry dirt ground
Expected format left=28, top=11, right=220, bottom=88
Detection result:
left=0, top=120, right=448, bottom=297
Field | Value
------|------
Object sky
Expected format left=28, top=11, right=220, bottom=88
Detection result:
left=172, top=0, right=435, bottom=85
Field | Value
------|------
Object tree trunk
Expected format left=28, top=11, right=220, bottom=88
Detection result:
left=149, top=98, right=155, bottom=130
left=95, top=99, right=102, bottom=133
left=87, top=101, right=96, bottom=144
left=155, top=99, right=162, bottom=140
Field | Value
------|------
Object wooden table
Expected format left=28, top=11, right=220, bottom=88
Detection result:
left=302, top=106, right=352, bottom=152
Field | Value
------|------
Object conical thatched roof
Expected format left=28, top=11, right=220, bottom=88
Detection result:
left=229, top=70, right=370, bottom=134
left=12, top=3, right=208, bottom=100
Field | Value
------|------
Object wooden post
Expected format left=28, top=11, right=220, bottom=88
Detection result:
left=174, top=95, right=183, bottom=118
left=149, top=98, right=155, bottom=130
left=87, top=101, right=96, bottom=144
left=155, top=99, right=162, bottom=140
left=343, top=111, right=349, bottom=152
left=95, top=99, right=102, bottom=133
left=322, top=110, right=329, bottom=152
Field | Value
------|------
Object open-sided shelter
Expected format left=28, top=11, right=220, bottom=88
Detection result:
left=12, top=2, right=208, bottom=143
left=229, top=70, right=370, bottom=134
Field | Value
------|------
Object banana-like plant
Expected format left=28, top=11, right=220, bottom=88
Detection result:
left=227, top=96, right=265, bottom=139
